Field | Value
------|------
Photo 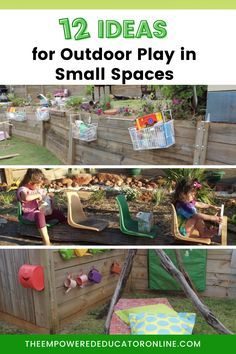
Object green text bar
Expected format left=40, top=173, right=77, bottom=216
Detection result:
left=1, top=1, right=236, bottom=9
left=0, top=334, right=235, bottom=354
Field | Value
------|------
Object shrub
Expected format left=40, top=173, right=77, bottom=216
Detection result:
left=99, top=95, right=113, bottom=111
left=89, top=189, right=106, bottom=204
left=164, top=168, right=215, bottom=204
left=86, top=85, right=94, bottom=97
left=0, top=191, right=16, bottom=206
left=7, top=94, right=26, bottom=107
left=152, top=188, right=166, bottom=206
left=65, top=96, right=83, bottom=110
left=121, top=187, right=140, bottom=201
left=156, top=85, right=207, bottom=119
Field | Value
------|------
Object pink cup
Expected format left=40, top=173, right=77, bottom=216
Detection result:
left=76, top=274, right=88, bottom=287
left=64, top=275, right=77, bottom=293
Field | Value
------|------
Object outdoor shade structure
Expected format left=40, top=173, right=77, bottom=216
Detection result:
left=0, top=249, right=235, bottom=334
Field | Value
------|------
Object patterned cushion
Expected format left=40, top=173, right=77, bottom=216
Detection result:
left=129, top=312, right=196, bottom=335
left=115, top=304, right=177, bottom=325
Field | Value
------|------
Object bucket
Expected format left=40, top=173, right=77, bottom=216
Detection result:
left=18, top=264, right=44, bottom=291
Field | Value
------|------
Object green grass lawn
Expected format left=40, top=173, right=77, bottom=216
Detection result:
left=0, top=293, right=235, bottom=334
left=113, top=99, right=143, bottom=111
left=59, top=293, right=236, bottom=334
left=0, top=136, right=62, bottom=165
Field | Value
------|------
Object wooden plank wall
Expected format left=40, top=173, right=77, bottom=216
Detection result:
left=11, top=119, right=42, bottom=146
left=0, top=250, right=52, bottom=331
left=0, top=249, right=36, bottom=324
left=52, top=250, right=126, bottom=323
left=205, top=123, right=236, bottom=165
left=73, top=114, right=196, bottom=165
left=2, top=109, right=236, bottom=165
left=44, top=111, right=70, bottom=164
left=129, top=250, right=236, bottom=298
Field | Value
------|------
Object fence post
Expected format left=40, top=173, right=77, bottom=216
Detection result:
left=193, top=121, right=210, bottom=165
left=40, top=121, right=45, bottom=146
left=68, top=115, right=75, bottom=164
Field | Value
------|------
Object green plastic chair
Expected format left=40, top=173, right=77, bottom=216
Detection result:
left=116, top=195, right=158, bottom=239
left=17, top=201, right=58, bottom=228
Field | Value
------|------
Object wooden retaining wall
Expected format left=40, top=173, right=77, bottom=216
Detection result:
left=130, top=250, right=236, bottom=298
left=71, top=114, right=197, bottom=165
left=1, top=109, right=236, bottom=165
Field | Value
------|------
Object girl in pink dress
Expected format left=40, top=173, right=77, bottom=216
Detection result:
left=17, top=169, right=66, bottom=245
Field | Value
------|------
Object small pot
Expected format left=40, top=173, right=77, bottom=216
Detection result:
left=111, top=261, right=121, bottom=274
left=88, top=268, right=102, bottom=283
left=64, top=274, right=77, bottom=293
left=76, top=274, right=88, bottom=287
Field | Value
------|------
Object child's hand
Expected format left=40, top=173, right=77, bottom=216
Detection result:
left=37, top=194, right=43, bottom=202
left=213, top=205, right=221, bottom=211
left=211, top=214, right=222, bottom=223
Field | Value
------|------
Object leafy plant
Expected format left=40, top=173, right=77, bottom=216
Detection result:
left=152, top=188, right=166, bottom=206
left=89, top=189, right=106, bottom=204
left=121, top=187, right=140, bottom=201
left=6, top=93, right=15, bottom=101
left=0, top=191, right=16, bottom=206
left=156, top=85, right=207, bottom=119
left=118, top=106, right=133, bottom=116
left=164, top=168, right=215, bottom=204
left=99, top=95, right=113, bottom=111
left=230, top=214, right=236, bottom=225
left=7, top=95, right=26, bottom=107
left=46, top=92, right=53, bottom=100
left=138, top=98, right=155, bottom=116
left=65, top=96, right=83, bottom=110
left=6, top=178, right=21, bottom=192
left=86, top=85, right=94, bottom=97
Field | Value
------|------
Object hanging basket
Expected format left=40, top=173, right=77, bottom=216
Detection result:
left=6, top=109, right=27, bottom=122
left=128, top=113, right=175, bottom=151
left=35, top=107, right=50, bottom=121
left=73, top=122, right=98, bottom=142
